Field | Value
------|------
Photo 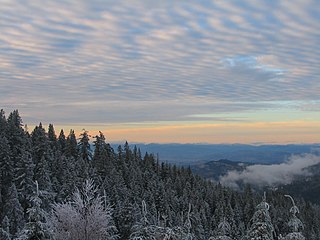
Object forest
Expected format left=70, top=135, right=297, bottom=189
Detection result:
left=0, top=110, right=320, bottom=240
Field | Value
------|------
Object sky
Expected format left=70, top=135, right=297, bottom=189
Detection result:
left=0, top=0, right=319, bottom=144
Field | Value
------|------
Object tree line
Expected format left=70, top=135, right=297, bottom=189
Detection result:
left=0, top=110, right=320, bottom=239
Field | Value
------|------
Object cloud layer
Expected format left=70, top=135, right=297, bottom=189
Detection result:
left=220, top=154, right=320, bottom=189
left=0, top=0, right=319, bottom=127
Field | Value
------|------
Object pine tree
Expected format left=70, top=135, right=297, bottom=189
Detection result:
left=76, top=130, right=92, bottom=183
left=17, top=181, right=51, bottom=240
left=280, top=195, right=305, bottom=240
left=182, top=203, right=196, bottom=240
left=57, top=129, right=66, bottom=153
left=130, top=200, right=157, bottom=240
left=6, top=110, right=27, bottom=160
left=0, top=136, right=13, bottom=197
left=0, top=216, right=11, bottom=240
left=55, top=154, right=77, bottom=201
left=3, top=183, right=25, bottom=237
left=245, top=193, right=274, bottom=240
left=209, top=217, right=233, bottom=240
left=65, top=129, right=78, bottom=159
left=78, top=130, right=92, bottom=162
left=31, top=124, right=55, bottom=209
left=14, top=150, right=35, bottom=212
left=47, top=124, right=57, bottom=146
left=93, top=131, right=111, bottom=177
left=0, top=109, right=7, bottom=136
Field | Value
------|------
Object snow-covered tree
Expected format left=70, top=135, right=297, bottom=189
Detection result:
left=184, top=203, right=195, bottom=240
left=65, top=130, right=78, bottom=159
left=245, top=193, right=274, bottom=240
left=209, top=217, right=233, bottom=240
left=130, top=200, right=157, bottom=240
left=49, top=179, right=118, bottom=240
left=17, top=181, right=51, bottom=240
left=280, top=195, right=305, bottom=240
left=0, top=136, right=13, bottom=191
left=3, top=183, right=25, bottom=237
left=0, top=216, right=11, bottom=240
left=14, top=150, right=34, bottom=211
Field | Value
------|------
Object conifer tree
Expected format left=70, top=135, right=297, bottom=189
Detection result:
left=130, top=200, right=157, bottom=240
left=0, top=109, right=7, bottom=135
left=47, top=124, right=57, bottom=146
left=65, top=129, right=78, bottom=159
left=6, top=110, right=27, bottom=159
left=3, top=183, right=25, bottom=237
left=183, top=203, right=196, bottom=240
left=17, top=181, right=51, bottom=240
left=78, top=130, right=92, bottom=162
left=55, top=154, right=76, bottom=201
left=93, top=131, right=111, bottom=177
left=0, top=216, right=11, bottom=240
left=57, top=129, right=66, bottom=153
left=76, top=130, right=92, bottom=182
left=209, top=217, right=233, bottom=240
left=0, top=136, right=13, bottom=195
left=280, top=195, right=305, bottom=240
left=245, top=193, right=274, bottom=240
left=14, top=150, right=35, bottom=211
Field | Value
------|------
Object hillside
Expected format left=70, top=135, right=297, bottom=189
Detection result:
left=0, top=110, right=319, bottom=239
left=191, top=158, right=320, bottom=205
left=278, top=163, right=320, bottom=204
left=191, top=159, right=253, bottom=181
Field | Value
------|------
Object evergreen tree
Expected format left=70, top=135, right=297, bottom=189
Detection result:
left=130, top=200, right=157, bottom=240
left=280, top=195, right=305, bottom=240
left=6, top=110, right=27, bottom=160
left=0, top=216, right=11, bottom=240
left=3, top=183, right=25, bottom=237
left=209, top=217, right=233, bottom=240
left=78, top=130, right=92, bottom=162
left=0, top=136, right=13, bottom=197
left=17, top=181, right=51, bottom=240
left=183, top=203, right=196, bottom=240
left=31, top=124, right=55, bottom=209
left=0, top=109, right=7, bottom=136
left=93, top=131, right=112, bottom=177
left=245, top=193, right=274, bottom=240
left=31, top=123, right=48, bottom=165
left=56, top=155, right=77, bottom=201
left=65, top=130, right=78, bottom=159
left=14, top=150, right=35, bottom=213
left=57, top=129, right=66, bottom=153
left=47, top=124, right=57, bottom=146
left=76, top=130, right=93, bottom=183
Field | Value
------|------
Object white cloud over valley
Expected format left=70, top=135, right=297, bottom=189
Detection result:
left=220, top=154, right=320, bottom=189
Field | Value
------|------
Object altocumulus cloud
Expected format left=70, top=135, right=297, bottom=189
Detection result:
left=220, top=154, right=320, bottom=189
left=0, top=0, right=319, bottom=125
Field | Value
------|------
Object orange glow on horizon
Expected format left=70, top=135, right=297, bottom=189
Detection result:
left=47, top=120, right=320, bottom=144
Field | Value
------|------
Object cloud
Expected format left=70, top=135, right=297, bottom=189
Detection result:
left=0, top=0, right=319, bottom=127
left=219, top=154, right=320, bottom=189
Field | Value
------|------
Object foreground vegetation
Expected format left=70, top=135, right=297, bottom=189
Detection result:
left=0, top=110, right=320, bottom=239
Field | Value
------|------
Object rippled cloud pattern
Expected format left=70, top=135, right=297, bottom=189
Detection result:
left=0, top=0, right=319, bottom=126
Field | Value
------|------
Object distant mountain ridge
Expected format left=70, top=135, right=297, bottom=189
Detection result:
left=191, top=159, right=253, bottom=181
left=133, top=143, right=319, bottom=164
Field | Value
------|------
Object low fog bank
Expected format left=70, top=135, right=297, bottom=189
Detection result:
left=219, top=154, right=320, bottom=189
